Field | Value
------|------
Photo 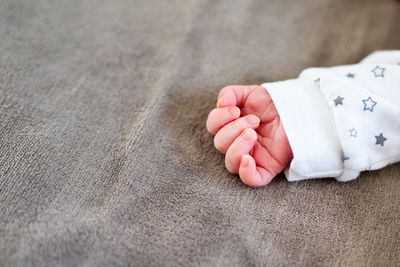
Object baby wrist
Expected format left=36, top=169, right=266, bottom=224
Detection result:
left=261, top=79, right=344, bottom=181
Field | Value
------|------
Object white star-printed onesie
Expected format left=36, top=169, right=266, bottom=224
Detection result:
left=261, top=50, right=400, bottom=182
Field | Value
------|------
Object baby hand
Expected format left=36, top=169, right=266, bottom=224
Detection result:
left=206, top=86, right=293, bottom=187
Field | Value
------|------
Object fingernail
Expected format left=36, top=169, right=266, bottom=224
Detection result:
left=229, top=106, right=239, bottom=116
left=246, top=115, right=259, bottom=125
left=242, top=129, right=255, bottom=141
left=241, top=156, right=249, bottom=168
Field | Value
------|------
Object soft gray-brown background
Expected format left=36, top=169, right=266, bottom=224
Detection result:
left=1, top=0, right=399, bottom=266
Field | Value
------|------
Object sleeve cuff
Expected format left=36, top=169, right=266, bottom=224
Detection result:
left=261, top=79, right=344, bottom=181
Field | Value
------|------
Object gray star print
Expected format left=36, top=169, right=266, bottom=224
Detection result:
left=362, top=97, right=377, bottom=112
left=346, top=73, right=355, bottom=78
left=375, top=133, right=387, bottom=146
left=349, top=128, right=357, bottom=137
left=341, top=151, right=349, bottom=161
left=371, top=65, right=385, bottom=77
left=314, top=78, right=320, bottom=88
left=333, top=96, right=344, bottom=106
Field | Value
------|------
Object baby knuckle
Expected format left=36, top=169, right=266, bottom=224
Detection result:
left=218, top=87, right=229, bottom=98
left=231, top=119, right=243, bottom=132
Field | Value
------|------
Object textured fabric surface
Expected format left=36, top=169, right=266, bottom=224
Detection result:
left=0, top=0, right=399, bottom=266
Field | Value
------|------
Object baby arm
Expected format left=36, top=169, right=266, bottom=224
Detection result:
left=207, top=51, right=400, bottom=187
left=264, top=50, right=400, bottom=182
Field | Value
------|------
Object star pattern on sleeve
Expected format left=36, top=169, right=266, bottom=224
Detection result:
left=375, top=133, right=387, bottom=146
left=326, top=61, right=396, bottom=172
left=362, top=97, right=377, bottom=112
left=314, top=78, right=320, bottom=88
left=333, top=96, right=344, bottom=106
left=349, top=128, right=357, bottom=138
left=371, top=65, right=385, bottom=77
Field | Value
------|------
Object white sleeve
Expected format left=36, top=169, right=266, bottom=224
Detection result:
left=261, top=50, right=400, bottom=182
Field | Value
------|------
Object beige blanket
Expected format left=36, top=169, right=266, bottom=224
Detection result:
left=1, top=0, right=399, bottom=265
